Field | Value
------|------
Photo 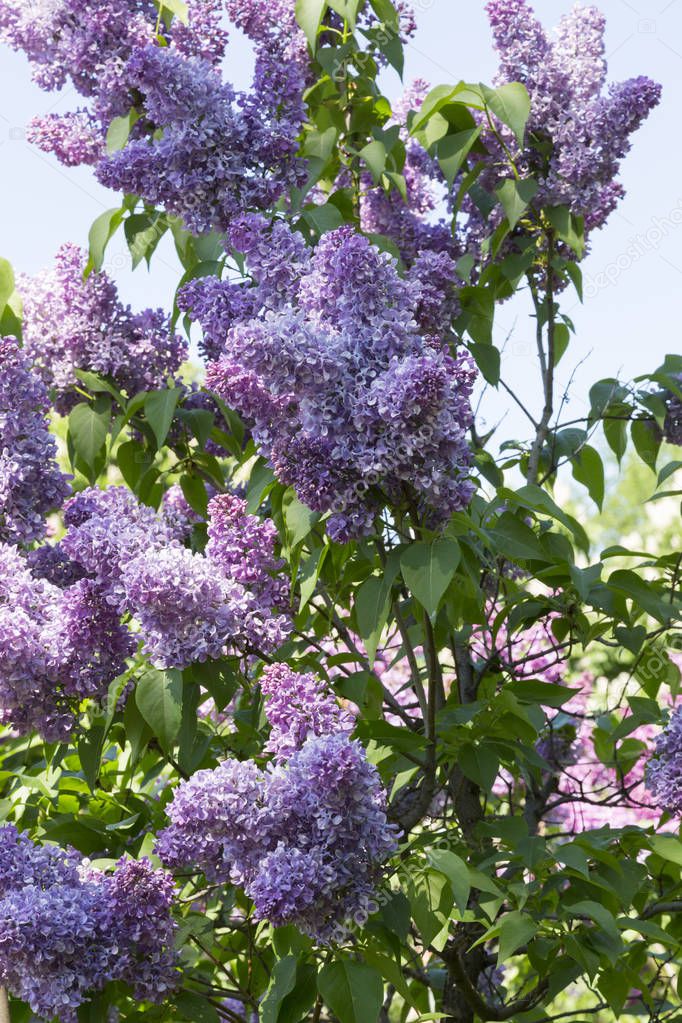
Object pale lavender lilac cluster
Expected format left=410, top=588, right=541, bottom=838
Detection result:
left=646, top=705, right=682, bottom=815
left=157, top=672, right=397, bottom=940
left=195, top=217, right=476, bottom=541
left=482, top=0, right=660, bottom=237
left=18, top=244, right=186, bottom=414
left=0, top=825, right=177, bottom=1022
left=0, top=338, right=71, bottom=545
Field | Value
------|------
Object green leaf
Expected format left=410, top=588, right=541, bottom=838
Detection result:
left=86, top=207, right=124, bottom=273
left=355, top=575, right=390, bottom=665
left=175, top=993, right=219, bottom=1023
left=360, top=140, right=387, bottom=183
left=283, top=489, right=319, bottom=548
left=483, top=82, right=531, bottom=146
left=68, top=400, right=110, bottom=476
left=631, top=419, right=660, bottom=473
left=513, top=680, right=581, bottom=708
left=135, top=667, right=183, bottom=751
left=546, top=205, right=585, bottom=259
left=156, top=0, right=189, bottom=23
left=0, top=257, right=15, bottom=310
left=105, top=108, right=139, bottom=154
left=145, top=387, right=182, bottom=448
left=318, top=960, right=383, bottom=1023
left=649, top=835, right=682, bottom=867
left=571, top=444, right=605, bottom=510
left=496, top=911, right=536, bottom=963
left=427, top=850, right=470, bottom=913
left=436, top=128, right=481, bottom=187
left=78, top=721, right=106, bottom=793
left=495, top=178, right=538, bottom=230
left=261, top=956, right=298, bottom=1023
left=295, top=0, right=328, bottom=49
left=124, top=212, right=168, bottom=269
left=487, top=512, right=546, bottom=562
left=400, top=538, right=461, bottom=616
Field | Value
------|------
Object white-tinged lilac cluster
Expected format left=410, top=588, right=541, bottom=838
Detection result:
left=197, top=218, right=476, bottom=541
left=0, top=544, right=134, bottom=740
left=0, top=826, right=177, bottom=1022
left=157, top=732, right=398, bottom=941
left=260, top=663, right=356, bottom=761
left=18, top=244, right=186, bottom=414
left=646, top=705, right=682, bottom=815
left=0, top=338, right=71, bottom=544
left=482, top=0, right=660, bottom=237
left=62, top=487, right=290, bottom=669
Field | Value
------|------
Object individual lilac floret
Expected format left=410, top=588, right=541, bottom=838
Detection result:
left=156, top=734, right=398, bottom=942
left=203, top=222, right=476, bottom=541
left=646, top=705, right=682, bottom=815
left=97, top=44, right=307, bottom=234
left=260, top=664, right=355, bottom=761
left=482, top=0, right=661, bottom=239
left=0, top=545, right=133, bottom=740
left=18, top=244, right=186, bottom=414
left=0, top=827, right=177, bottom=1023
left=0, top=338, right=71, bottom=545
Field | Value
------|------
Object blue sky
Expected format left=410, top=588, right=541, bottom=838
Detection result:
left=0, top=0, right=680, bottom=441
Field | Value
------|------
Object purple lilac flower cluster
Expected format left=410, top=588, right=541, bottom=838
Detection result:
left=0, top=825, right=177, bottom=1022
left=63, top=487, right=290, bottom=669
left=260, top=663, right=356, bottom=760
left=18, top=243, right=186, bottom=414
left=1, top=0, right=308, bottom=231
left=193, top=217, right=476, bottom=541
left=0, top=486, right=288, bottom=737
left=0, top=543, right=134, bottom=740
left=0, top=0, right=227, bottom=162
left=646, top=705, right=682, bottom=815
left=157, top=671, right=397, bottom=940
left=481, top=0, right=660, bottom=238
left=0, top=338, right=71, bottom=545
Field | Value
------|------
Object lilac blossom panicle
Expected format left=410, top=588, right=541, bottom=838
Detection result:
left=0, top=544, right=134, bottom=740
left=0, top=337, right=71, bottom=545
left=201, top=218, right=476, bottom=541
left=646, top=705, right=682, bottom=815
left=0, top=826, right=177, bottom=1022
left=18, top=243, right=186, bottom=414
left=60, top=486, right=290, bottom=672
left=157, top=669, right=398, bottom=941
left=260, top=663, right=356, bottom=761
left=0, top=0, right=228, bottom=165
left=480, top=0, right=660, bottom=241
